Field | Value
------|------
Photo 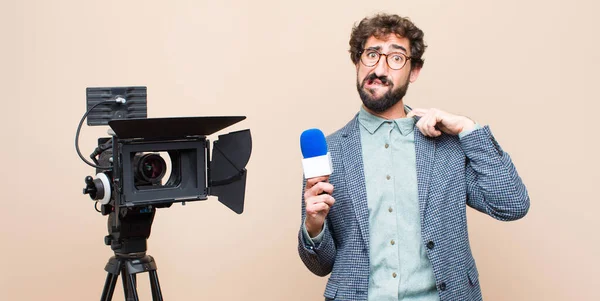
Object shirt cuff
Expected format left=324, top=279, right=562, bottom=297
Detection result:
left=459, top=123, right=482, bottom=139
left=302, top=220, right=326, bottom=246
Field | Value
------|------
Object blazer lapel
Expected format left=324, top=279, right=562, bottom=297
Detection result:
left=341, top=117, right=370, bottom=248
left=414, top=128, right=435, bottom=224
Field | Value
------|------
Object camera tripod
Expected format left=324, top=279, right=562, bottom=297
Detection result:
left=100, top=252, right=163, bottom=301
left=95, top=206, right=165, bottom=301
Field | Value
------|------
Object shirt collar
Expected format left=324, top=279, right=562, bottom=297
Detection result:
left=358, top=105, right=416, bottom=136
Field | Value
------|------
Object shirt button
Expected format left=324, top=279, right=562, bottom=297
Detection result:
left=388, top=207, right=393, bottom=213
left=386, top=175, right=391, bottom=180
left=427, top=241, right=435, bottom=249
left=390, top=240, right=395, bottom=245
left=384, top=143, right=389, bottom=148
left=439, top=282, right=447, bottom=291
left=392, top=272, right=397, bottom=278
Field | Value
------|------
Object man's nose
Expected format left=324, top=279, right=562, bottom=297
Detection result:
left=373, top=55, right=389, bottom=77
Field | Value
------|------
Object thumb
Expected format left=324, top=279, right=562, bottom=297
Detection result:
left=407, top=108, right=426, bottom=118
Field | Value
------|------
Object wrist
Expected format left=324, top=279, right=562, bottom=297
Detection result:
left=460, top=116, right=476, bottom=133
left=305, top=220, right=323, bottom=238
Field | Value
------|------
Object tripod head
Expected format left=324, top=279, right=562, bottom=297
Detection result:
left=105, top=206, right=156, bottom=255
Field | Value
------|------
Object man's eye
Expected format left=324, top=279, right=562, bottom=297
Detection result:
left=366, top=52, right=378, bottom=59
left=391, top=54, right=404, bottom=62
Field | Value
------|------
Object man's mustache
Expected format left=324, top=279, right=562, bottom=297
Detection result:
left=362, top=73, right=392, bottom=87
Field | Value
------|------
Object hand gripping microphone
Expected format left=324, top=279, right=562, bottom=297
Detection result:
left=300, top=128, right=333, bottom=179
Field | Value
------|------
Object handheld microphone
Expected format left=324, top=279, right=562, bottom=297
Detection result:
left=300, top=128, right=333, bottom=179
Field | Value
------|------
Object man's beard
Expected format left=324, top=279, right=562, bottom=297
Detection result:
left=357, top=73, right=410, bottom=113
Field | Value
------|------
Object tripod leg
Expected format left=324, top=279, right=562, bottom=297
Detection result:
left=100, top=272, right=119, bottom=301
left=149, top=270, right=164, bottom=301
left=121, top=266, right=132, bottom=300
left=127, top=272, right=141, bottom=301
left=132, top=274, right=137, bottom=289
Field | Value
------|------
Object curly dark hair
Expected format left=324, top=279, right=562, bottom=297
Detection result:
left=349, top=14, right=427, bottom=69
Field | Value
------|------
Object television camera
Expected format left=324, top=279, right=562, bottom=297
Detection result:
left=77, top=86, right=251, bottom=300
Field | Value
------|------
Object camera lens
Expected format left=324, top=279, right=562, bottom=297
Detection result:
left=134, top=153, right=167, bottom=184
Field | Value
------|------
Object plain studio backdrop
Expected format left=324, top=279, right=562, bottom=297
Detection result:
left=1, top=0, right=598, bottom=300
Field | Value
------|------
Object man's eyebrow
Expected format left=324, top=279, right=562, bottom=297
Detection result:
left=364, top=44, right=408, bottom=54
left=364, top=45, right=382, bottom=51
left=389, top=44, right=408, bottom=53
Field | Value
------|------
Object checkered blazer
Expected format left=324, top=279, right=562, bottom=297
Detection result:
left=298, top=114, right=530, bottom=301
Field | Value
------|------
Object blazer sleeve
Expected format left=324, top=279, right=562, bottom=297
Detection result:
left=461, top=125, right=530, bottom=221
left=297, top=179, right=337, bottom=276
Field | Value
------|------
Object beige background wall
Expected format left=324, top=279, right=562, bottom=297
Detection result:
left=1, top=0, right=598, bottom=300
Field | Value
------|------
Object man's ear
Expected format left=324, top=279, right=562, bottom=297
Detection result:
left=409, top=66, right=422, bottom=83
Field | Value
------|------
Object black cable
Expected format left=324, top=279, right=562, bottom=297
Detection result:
left=75, top=100, right=116, bottom=169
left=90, top=140, right=112, bottom=165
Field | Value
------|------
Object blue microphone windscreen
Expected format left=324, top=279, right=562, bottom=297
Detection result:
left=300, top=128, right=328, bottom=158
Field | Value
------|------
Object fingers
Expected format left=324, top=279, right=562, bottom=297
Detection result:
left=306, top=176, right=329, bottom=190
left=414, top=108, right=442, bottom=137
left=411, top=108, right=475, bottom=136
left=305, top=194, right=335, bottom=220
left=304, top=183, right=335, bottom=208
left=306, top=201, right=332, bottom=216
left=306, top=191, right=335, bottom=207
left=303, top=178, right=336, bottom=238
left=304, top=190, right=335, bottom=236
left=304, top=180, right=334, bottom=198
left=320, top=193, right=335, bottom=207
left=423, top=113, right=442, bottom=137
left=406, top=108, right=427, bottom=118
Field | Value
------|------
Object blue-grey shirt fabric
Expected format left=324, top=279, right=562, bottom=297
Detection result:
left=302, top=106, right=479, bottom=300
left=357, top=106, right=438, bottom=301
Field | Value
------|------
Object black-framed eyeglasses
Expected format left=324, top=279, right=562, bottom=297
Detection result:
left=359, top=49, right=412, bottom=70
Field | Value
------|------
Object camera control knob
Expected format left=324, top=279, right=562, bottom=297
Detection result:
left=83, top=173, right=112, bottom=205
left=104, top=235, right=112, bottom=246
left=83, top=176, right=97, bottom=196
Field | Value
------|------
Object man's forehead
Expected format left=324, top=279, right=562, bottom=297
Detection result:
left=364, top=34, right=410, bottom=51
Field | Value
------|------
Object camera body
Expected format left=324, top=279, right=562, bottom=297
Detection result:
left=103, top=135, right=209, bottom=208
